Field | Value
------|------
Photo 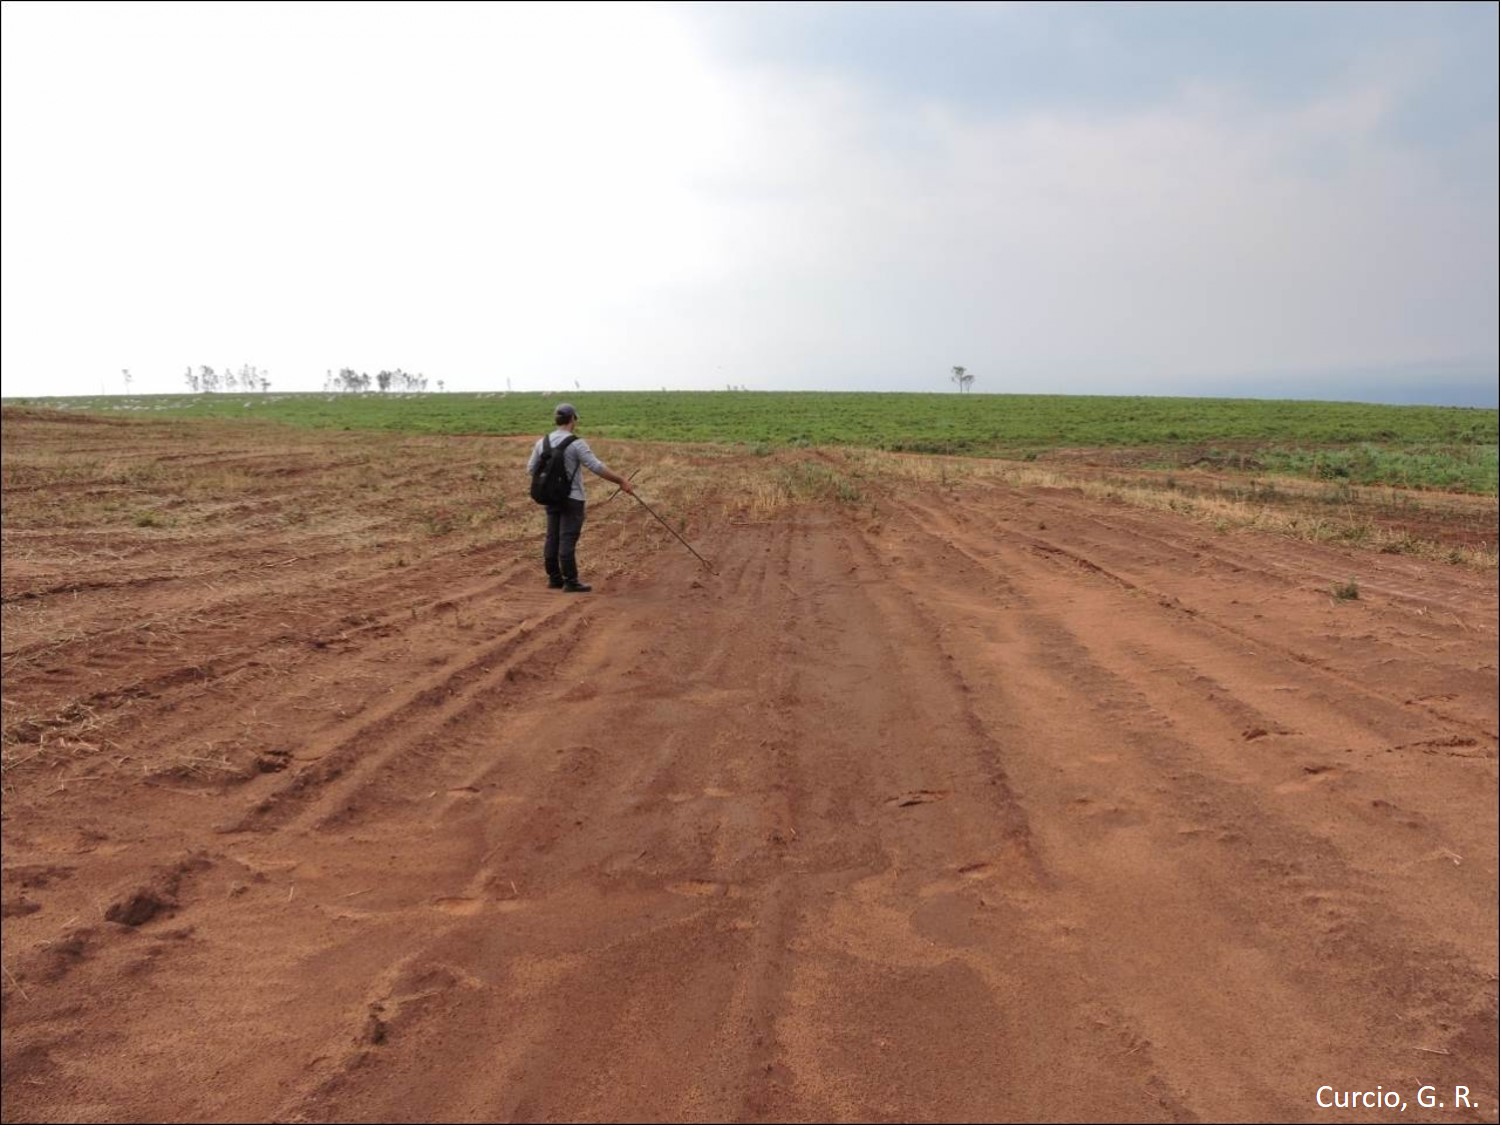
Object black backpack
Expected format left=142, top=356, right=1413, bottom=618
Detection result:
left=529, top=434, right=579, bottom=508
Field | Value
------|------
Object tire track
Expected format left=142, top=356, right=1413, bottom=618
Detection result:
left=894, top=493, right=1497, bottom=741
left=868, top=489, right=1498, bottom=1117
left=231, top=601, right=591, bottom=833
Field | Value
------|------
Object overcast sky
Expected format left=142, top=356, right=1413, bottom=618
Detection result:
left=2, top=1, right=1497, bottom=404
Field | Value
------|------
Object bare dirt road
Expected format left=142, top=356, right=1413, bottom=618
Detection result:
left=2, top=412, right=1497, bottom=1122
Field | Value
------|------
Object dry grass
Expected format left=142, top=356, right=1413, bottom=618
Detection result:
left=3, top=412, right=1492, bottom=594
left=1018, top=469, right=1496, bottom=569
left=139, top=743, right=242, bottom=781
left=841, top=448, right=1498, bottom=569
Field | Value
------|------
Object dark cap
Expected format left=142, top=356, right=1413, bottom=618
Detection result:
left=554, top=402, right=577, bottom=423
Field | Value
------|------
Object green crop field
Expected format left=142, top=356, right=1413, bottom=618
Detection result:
left=7, top=391, right=1498, bottom=493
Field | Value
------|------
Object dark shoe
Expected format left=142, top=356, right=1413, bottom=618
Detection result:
left=562, top=580, right=593, bottom=593
left=547, top=577, right=565, bottom=589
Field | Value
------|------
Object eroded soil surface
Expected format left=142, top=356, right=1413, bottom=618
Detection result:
left=2, top=413, right=1497, bottom=1122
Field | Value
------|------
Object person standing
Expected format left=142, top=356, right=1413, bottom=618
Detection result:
left=527, top=403, right=634, bottom=593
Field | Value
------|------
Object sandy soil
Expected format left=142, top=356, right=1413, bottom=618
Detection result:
left=2, top=413, right=1497, bottom=1122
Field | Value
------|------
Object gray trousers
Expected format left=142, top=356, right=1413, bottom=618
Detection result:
left=544, top=499, right=586, bottom=581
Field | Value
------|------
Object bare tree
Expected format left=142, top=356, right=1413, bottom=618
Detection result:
left=122, top=368, right=132, bottom=395
left=950, top=365, right=975, bottom=394
left=336, top=368, right=370, bottom=393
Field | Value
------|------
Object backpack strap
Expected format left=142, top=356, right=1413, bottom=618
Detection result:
left=539, top=433, right=578, bottom=467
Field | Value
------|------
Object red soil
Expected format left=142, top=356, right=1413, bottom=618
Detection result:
left=2, top=415, right=1496, bottom=1122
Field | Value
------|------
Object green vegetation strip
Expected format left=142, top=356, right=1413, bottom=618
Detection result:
left=9, top=391, right=1497, bottom=492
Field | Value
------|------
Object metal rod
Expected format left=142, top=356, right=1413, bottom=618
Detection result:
left=631, top=493, right=715, bottom=573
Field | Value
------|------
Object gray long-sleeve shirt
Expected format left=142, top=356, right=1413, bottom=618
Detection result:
left=527, top=430, right=606, bottom=501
